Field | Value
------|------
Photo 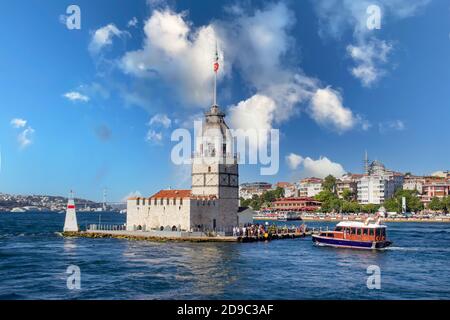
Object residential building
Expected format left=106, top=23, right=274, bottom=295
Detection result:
left=239, top=182, right=272, bottom=200
left=298, top=177, right=323, bottom=198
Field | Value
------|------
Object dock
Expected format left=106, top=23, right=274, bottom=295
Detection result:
left=61, top=229, right=314, bottom=243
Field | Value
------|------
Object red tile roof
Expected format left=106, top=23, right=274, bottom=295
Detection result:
left=150, top=190, right=192, bottom=199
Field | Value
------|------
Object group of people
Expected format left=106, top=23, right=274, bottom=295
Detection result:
left=232, top=223, right=308, bottom=238
left=232, top=224, right=267, bottom=238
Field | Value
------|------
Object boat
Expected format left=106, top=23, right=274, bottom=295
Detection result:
left=312, top=217, right=392, bottom=250
left=276, top=211, right=302, bottom=221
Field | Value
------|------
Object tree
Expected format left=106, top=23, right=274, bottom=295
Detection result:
left=383, top=189, right=423, bottom=213
left=341, top=188, right=354, bottom=202
left=428, top=197, right=443, bottom=212
left=442, top=196, right=450, bottom=213
left=322, top=175, right=337, bottom=194
left=363, top=204, right=380, bottom=214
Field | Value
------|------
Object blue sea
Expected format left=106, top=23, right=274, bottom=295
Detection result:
left=0, top=212, right=449, bottom=300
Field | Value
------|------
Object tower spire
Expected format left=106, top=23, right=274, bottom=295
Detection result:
left=213, top=41, right=219, bottom=106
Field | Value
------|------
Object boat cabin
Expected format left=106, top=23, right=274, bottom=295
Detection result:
left=318, top=221, right=387, bottom=242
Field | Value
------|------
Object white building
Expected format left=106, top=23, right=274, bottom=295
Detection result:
left=357, top=160, right=404, bottom=204
left=126, top=104, right=239, bottom=234
left=298, top=178, right=323, bottom=198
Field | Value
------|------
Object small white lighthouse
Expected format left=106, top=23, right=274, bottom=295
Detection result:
left=63, top=191, right=79, bottom=232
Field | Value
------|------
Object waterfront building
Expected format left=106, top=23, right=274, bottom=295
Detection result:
left=356, top=158, right=404, bottom=205
left=298, top=177, right=323, bottom=198
left=270, top=197, right=321, bottom=212
left=421, top=179, right=450, bottom=207
left=127, top=50, right=239, bottom=233
left=239, top=182, right=272, bottom=200
left=403, top=174, right=426, bottom=193
left=275, top=182, right=297, bottom=198
left=336, top=173, right=361, bottom=200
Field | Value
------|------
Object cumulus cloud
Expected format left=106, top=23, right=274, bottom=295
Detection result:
left=287, top=152, right=346, bottom=178
left=116, top=2, right=361, bottom=148
left=286, top=153, right=303, bottom=170
left=149, top=114, right=172, bottom=128
left=63, top=91, right=90, bottom=102
left=120, top=9, right=224, bottom=106
left=313, top=0, right=430, bottom=86
left=10, top=118, right=27, bottom=128
left=89, top=24, right=127, bottom=54
left=309, top=87, right=357, bottom=132
left=347, top=39, right=393, bottom=87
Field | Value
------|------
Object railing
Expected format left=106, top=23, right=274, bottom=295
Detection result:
left=87, top=224, right=126, bottom=231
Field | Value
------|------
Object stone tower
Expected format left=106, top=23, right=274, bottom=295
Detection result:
left=191, top=104, right=239, bottom=229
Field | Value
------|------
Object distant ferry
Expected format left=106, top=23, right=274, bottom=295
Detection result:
left=312, top=218, right=392, bottom=250
left=254, top=211, right=302, bottom=221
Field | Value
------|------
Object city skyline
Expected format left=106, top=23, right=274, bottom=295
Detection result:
left=1, top=0, right=450, bottom=202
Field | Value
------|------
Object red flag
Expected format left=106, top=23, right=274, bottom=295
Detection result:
left=214, top=48, right=219, bottom=73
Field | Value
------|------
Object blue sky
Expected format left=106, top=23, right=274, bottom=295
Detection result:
left=0, top=0, right=449, bottom=202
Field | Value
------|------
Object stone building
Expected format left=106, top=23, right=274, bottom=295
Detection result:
left=126, top=105, right=239, bottom=233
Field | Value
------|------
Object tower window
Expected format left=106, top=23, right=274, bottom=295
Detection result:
left=222, top=144, right=226, bottom=155
left=208, top=166, right=211, bottom=173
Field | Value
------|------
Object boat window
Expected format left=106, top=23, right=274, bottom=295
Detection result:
left=376, top=229, right=382, bottom=236
left=369, top=229, right=374, bottom=236
left=351, top=228, right=356, bottom=234
left=357, top=228, right=362, bottom=235
left=335, top=227, right=343, bottom=232
left=363, top=228, right=368, bottom=235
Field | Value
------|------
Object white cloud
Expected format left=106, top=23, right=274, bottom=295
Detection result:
left=11, top=118, right=35, bottom=149
left=313, top=0, right=430, bottom=86
left=63, top=91, right=90, bottom=102
left=146, top=129, right=163, bottom=143
left=310, top=87, right=357, bottom=132
left=17, top=127, right=35, bottom=149
left=10, top=118, right=27, bottom=128
left=286, top=153, right=303, bottom=170
left=127, top=17, right=138, bottom=28
left=347, top=39, right=393, bottom=87
left=287, top=152, right=346, bottom=178
left=120, top=9, right=224, bottom=106
left=149, top=114, right=172, bottom=128
left=89, top=24, right=127, bottom=54
left=379, top=120, right=405, bottom=133
left=116, top=3, right=360, bottom=144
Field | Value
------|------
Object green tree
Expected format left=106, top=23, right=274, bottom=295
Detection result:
left=428, top=197, right=443, bottom=212
left=442, top=196, right=450, bottom=213
left=341, top=188, right=354, bottom=202
left=363, top=204, right=380, bottom=214
left=322, top=175, right=337, bottom=194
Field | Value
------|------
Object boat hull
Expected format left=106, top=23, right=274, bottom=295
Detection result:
left=312, top=235, right=392, bottom=250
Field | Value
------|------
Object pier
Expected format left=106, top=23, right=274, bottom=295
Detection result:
left=61, top=224, right=315, bottom=243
